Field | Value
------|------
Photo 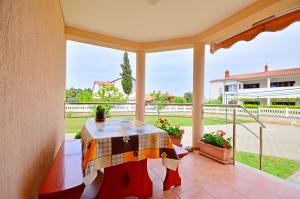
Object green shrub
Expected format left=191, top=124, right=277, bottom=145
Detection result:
left=172, top=97, right=186, bottom=103
left=205, top=100, right=222, bottom=104
left=205, top=95, right=222, bottom=104
left=74, top=131, right=81, bottom=139
left=90, top=105, right=107, bottom=117
left=96, top=105, right=105, bottom=112
left=244, top=104, right=300, bottom=109
left=239, top=98, right=259, bottom=102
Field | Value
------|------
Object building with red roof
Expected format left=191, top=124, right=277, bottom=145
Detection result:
left=92, top=77, right=136, bottom=101
left=210, top=65, right=300, bottom=105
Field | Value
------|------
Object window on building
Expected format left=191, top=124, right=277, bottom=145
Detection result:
left=224, top=84, right=237, bottom=92
left=230, top=84, right=237, bottom=92
left=272, top=101, right=296, bottom=106
left=244, top=101, right=260, bottom=105
left=225, top=85, right=229, bottom=92
left=243, top=83, right=260, bottom=89
left=270, top=81, right=295, bottom=88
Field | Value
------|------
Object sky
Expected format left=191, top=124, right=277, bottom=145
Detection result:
left=66, top=22, right=300, bottom=97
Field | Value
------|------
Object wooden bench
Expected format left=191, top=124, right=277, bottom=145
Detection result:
left=38, top=140, right=85, bottom=199
left=163, top=145, right=189, bottom=190
left=173, top=144, right=189, bottom=158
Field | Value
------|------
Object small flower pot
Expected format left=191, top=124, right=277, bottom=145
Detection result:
left=197, top=140, right=232, bottom=164
left=95, top=110, right=105, bottom=122
left=169, top=135, right=183, bottom=147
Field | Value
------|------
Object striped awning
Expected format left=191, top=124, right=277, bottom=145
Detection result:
left=210, top=8, right=300, bottom=54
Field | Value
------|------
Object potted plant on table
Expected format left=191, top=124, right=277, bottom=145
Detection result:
left=95, top=105, right=106, bottom=122
left=198, top=130, right=232, bottom=164
left=157, top=118, right=184, bottom=146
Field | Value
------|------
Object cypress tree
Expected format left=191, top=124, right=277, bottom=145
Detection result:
left=120, top=52, right=133, bottom=96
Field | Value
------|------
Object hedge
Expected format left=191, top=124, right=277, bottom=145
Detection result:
left=243, top=104, right=300, bottom=109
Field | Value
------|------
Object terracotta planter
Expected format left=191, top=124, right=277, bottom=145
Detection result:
left=197, top=140, right=232, bottom=164
left=169, top=136, right=182, bottom=147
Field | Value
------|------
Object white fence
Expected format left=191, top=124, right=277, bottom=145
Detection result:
left=204, top=106, right=300, bottom=118
left=65, top=104, right=136, bottom=113
left=65, top=104, right=300, bottom=118
left=65, top=104, right=193, bottom=114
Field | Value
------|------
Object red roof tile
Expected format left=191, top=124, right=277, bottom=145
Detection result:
left=211, top=67, right=300, bottom=82
left=94, top=81, right=112, bottom=86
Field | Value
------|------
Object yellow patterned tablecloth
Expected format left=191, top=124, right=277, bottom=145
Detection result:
left=81, top=118, right=180, bottom=185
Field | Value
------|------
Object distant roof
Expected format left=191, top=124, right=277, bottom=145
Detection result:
left=211, top=67, right=300, bottom=82
left=93, top=81, right=112, bottom=86
left=110, top=77, right=136, bottom=83
left=145, top=95, right=152, bottom=102
left=94, top=77, right=136, bottom=85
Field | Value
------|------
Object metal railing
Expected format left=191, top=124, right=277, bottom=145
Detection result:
left=203, top=104, right=266, bottom=170
left=65, top=102, right=266, bottom=170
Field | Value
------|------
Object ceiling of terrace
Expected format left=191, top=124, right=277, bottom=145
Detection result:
left=60, top=0, right=256, bottom=42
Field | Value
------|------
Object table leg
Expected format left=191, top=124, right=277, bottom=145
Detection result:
left=163, top=168, right=181, bottom=191
left=96, top=159, right=152, bottom=199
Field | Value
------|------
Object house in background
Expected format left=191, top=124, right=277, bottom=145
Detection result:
left=92, top=77, right=137, bottom=102
left=210, top=65, right=300, bottom=105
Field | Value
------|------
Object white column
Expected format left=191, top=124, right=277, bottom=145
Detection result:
left=267, top=78, right=271, bottom=88
left=192, top=43, right=205, bottom=147
left=267, top=98, right=271, bottom=105
left=136, top=50, right=145, bottom=121
left=267, top=78, right=271, bottom=105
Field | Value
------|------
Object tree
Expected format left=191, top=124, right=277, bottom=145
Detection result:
left=172, top=97, right=187, bottom=103
left=96, top=85, right=127, bottom=114
left=150, top=90, right=168, bottom=118
left=66, top=87, right=78, bottom=102
left=120, top=52, right=133, bottom=96
left=66, top=88, right=93, bottom=102
left=217, top=95, right=223, bottom=103
left=78, top=90, right=93, bottom=102
left=184, top=92, right=193, bottom=103
left=206, top=95, right=222, bottom=105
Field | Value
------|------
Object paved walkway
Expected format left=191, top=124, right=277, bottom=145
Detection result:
left=288, top=170, right=300, bottom=186
left=65, top=133, right=76, bottom=140
left=182, top=123, right=300, bottom=161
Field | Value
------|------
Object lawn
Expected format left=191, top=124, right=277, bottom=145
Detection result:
left=236, top=151, right=300, bottom=179
left=65, top=115, right=251, bottom=133
left=65, top=117, right=87, bottom=133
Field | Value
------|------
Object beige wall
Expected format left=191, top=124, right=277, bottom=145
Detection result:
left=0, top=0, right=65, bottom=198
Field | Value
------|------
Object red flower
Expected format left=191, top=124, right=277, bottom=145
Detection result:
left=219, top=130, right=226, bottom=136
left=159, top=118, right=165, bottom=123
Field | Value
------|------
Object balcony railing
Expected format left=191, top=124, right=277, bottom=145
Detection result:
left=225, top=86, right=300, bottom=98
left=65, top=102, right=269, bottom=170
